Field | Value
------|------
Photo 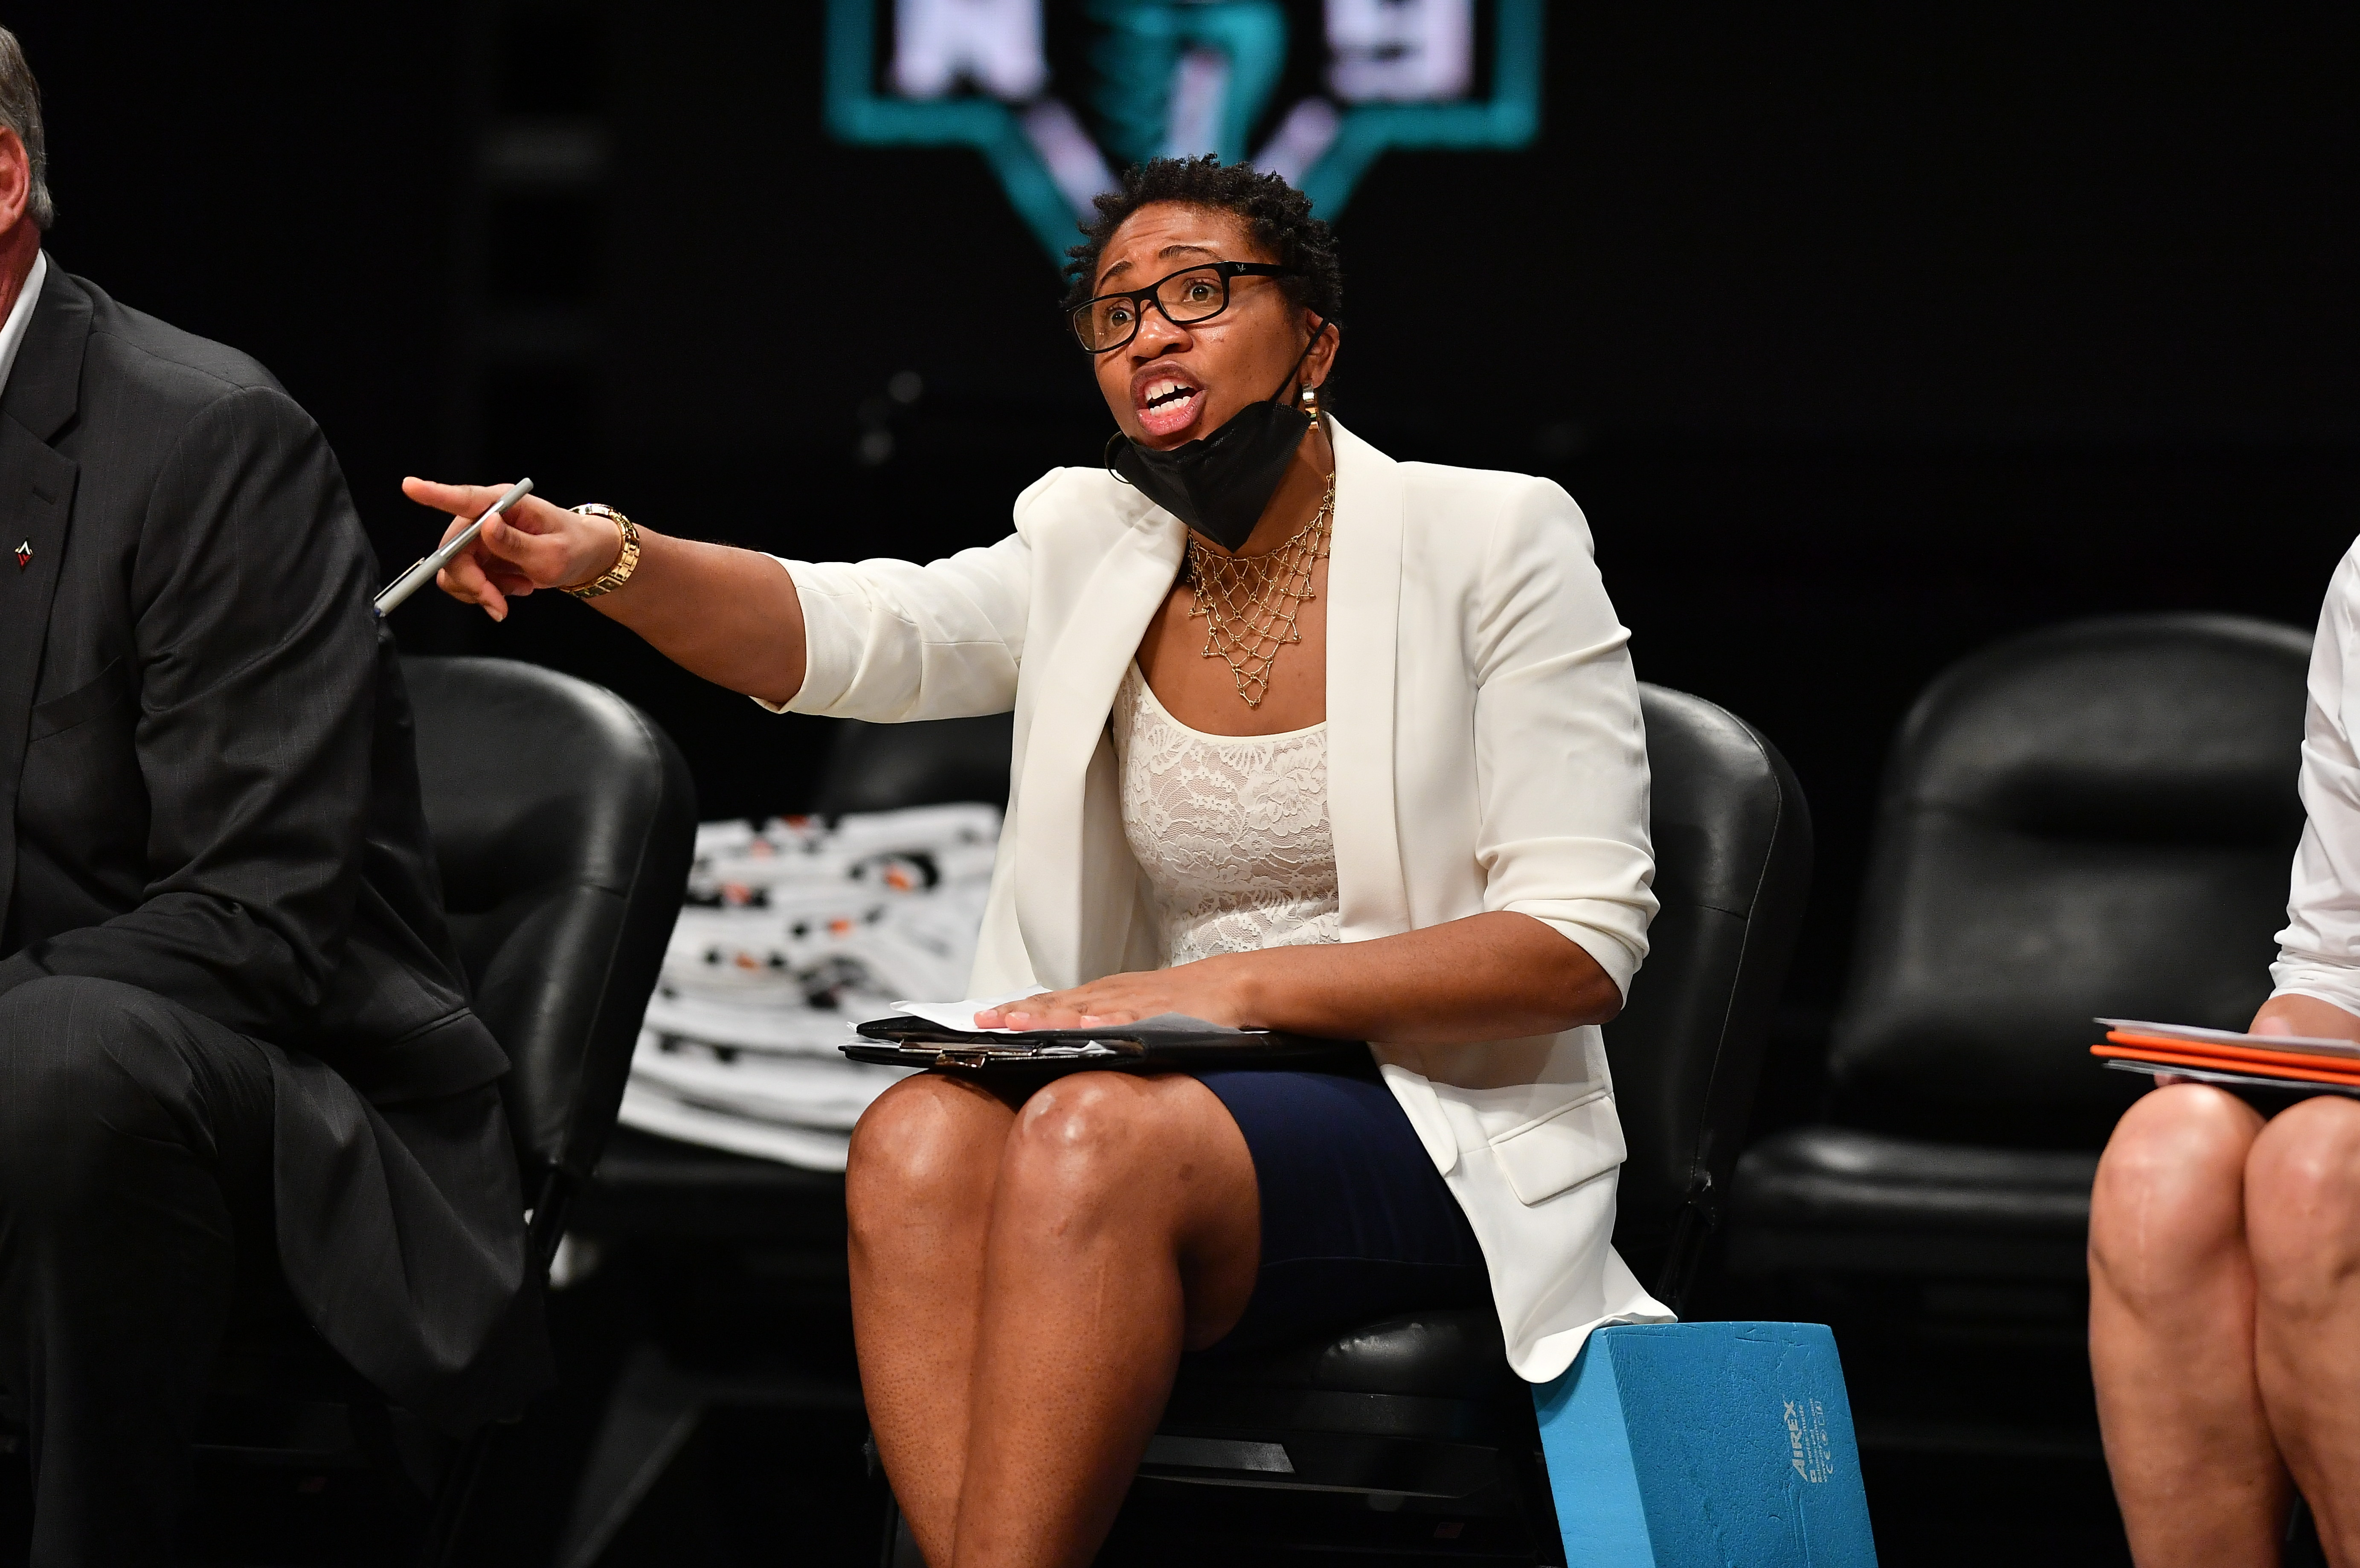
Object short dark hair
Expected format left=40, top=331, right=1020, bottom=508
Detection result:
left=1062, top=156, right=1343, bottom=330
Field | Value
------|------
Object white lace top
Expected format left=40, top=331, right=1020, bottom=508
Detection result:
left=1110, top=661, right=1341, bottom=967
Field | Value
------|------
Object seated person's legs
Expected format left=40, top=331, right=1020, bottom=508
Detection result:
left=953, top=1071, right=1258, bottom=1568
left=848, top=1055, right=1492, bottom=1568
left=2246, top=1095, right=2360, bottom=1560
left=847, top=1069, right=1260, bottom=1568
left=2090, top=1083, right=2284, bottom=1568
left=0, top=976, right=275, bottom=1567
left=847, top=1072, right=1019, bottom=1557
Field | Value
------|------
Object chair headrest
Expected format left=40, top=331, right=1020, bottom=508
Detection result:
left=1828, top=614, right=2312, bottom=1144
left=404, top=657, right=682, bottom=912
left=1607, top=686, right=1812, bottom=1304
left=1888, top=614, right=2310, bottom=845
left=1640, top=684, right=1795, bottom=920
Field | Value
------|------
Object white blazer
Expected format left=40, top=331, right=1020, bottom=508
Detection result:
left=774, top=419, right=1674, bottom=1380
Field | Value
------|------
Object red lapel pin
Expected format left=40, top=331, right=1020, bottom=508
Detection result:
left=11, top=540, right=26, bottom=571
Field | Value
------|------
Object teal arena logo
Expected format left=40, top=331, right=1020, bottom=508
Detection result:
left=825, top=0, right=1544, bottom=260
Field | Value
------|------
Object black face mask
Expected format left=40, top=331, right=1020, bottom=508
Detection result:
left=1107, top=324, right=1328, bottom=553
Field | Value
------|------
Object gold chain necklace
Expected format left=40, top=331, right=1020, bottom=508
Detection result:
left=1182, top=470, right=1336, bottom=708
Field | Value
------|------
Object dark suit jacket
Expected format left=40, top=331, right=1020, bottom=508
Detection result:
left=0, top=265, right=543, bottom=1425
left=0, top=267, right=507, bottom=1098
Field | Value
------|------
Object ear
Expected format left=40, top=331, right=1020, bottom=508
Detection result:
left=1300, top=313, right=1340, bottom=390
left=0, top=128, right=29, bottom=237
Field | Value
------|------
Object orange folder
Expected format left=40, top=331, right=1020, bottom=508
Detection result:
left=2092, top=1029, right=2360, bottom=1088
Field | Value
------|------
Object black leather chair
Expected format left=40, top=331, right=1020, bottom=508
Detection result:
left=1084, top=684, right=1813, bottom=1564
left=1728, top=614, right=2311, bottom=1290
left=191, top=655, right=697, bottom=1565
left=570, top=691, right=1807, bottom=1566
left=813, top=713, right=1018, bottom=817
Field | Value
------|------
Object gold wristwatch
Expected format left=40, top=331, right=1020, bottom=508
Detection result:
left=562, top=505, right=641, bottom=599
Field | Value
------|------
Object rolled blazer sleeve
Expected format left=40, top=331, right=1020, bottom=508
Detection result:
left=1468, top=478, right=1658, bottom=1000
left=2272, top=543, right=2360, bottom=1014
left=757, top=474, right=1051, bottom=722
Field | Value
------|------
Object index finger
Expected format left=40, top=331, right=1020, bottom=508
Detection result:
left=402, top=475, right=512, bottom=522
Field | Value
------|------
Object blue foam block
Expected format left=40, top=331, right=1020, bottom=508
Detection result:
left=1532, top=1321, right=1877, bottom=1567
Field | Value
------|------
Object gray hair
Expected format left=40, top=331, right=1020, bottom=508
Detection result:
left=0, top=29, right=51, bottom=230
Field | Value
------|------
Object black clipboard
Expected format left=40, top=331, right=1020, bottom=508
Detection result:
left=843, top=1013, right=1360, bottom=1075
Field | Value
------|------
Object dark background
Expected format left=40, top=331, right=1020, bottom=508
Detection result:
left=7, top=4, right=2359, bottom=1561
left=16, top=3, right=2356, bottom=1116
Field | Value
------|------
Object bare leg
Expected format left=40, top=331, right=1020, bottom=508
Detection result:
left=948, top=1070, right=1261, bottom=1568
left=2248, top=1096, right=2360, bottom=1565
left=846, top=1073, right=1023, bottom=1566
left=2090, top=1084, right=2285, bottom=1566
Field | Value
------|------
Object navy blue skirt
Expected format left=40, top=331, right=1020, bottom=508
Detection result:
left=1190, top=1052, right=1491, bottom=1355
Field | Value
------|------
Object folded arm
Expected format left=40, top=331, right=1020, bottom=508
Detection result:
left=976, top=910, right=1618, bottom=1043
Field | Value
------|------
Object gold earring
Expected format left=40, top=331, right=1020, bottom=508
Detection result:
left=1300, top=383, right=1320, bottom=419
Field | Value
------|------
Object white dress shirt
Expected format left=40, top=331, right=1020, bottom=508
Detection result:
left=2272, top=537, right=2360, bottom=1015
left=0, top=249, right=47, bottom=400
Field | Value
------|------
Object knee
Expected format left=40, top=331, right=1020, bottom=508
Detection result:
left=2247, top=1099, right=2360, bottom=1313
left=0, top=977, right=184, bottom=1191
left=999, top=1073, right=1159, bottom=1212
left=845, top=1075, right=1003, bottom=1243
left=2089, top=1086, right=2260, bottom=1304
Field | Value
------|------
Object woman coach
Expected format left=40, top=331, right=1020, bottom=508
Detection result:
left=408, top=157, right=1666, bottom=1568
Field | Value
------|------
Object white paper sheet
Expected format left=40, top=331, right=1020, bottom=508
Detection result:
left=890, top=991, right=1042, bottom=1033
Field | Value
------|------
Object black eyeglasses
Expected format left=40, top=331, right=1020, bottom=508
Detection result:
left=1069, top=261, right=1299, bottom=353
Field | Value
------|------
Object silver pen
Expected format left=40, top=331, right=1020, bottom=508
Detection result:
left=372, top=478, right=535, bottom=617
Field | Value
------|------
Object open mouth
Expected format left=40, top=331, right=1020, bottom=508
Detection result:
left=1135, top=374, right=1206, bottom=438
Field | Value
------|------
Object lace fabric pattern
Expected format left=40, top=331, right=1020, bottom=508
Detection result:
left=1111, top=663, right=1341, bottom=968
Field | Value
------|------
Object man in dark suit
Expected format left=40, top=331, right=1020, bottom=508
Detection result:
left=0, top=32, right=545, bottom=1563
